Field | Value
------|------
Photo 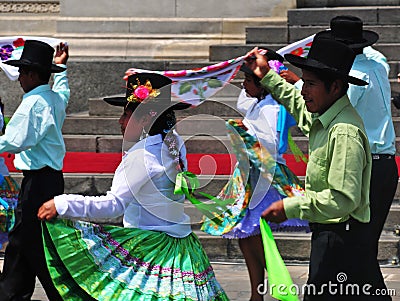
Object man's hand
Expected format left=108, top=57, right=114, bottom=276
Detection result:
left=280, top=69, right=301, bottom=84
left=261, top=200, right=288, bottom=223
left=245, top=47, right=270, bottom=79
left=37, top=199, right=58, bottom=221
left=54, top=42, right=69, bottom=65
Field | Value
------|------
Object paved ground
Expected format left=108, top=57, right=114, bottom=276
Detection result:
left=2, top=258, right=400, bottom=300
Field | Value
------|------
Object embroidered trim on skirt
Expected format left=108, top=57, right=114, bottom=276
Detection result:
left=42, top=219, right=229, bottom=301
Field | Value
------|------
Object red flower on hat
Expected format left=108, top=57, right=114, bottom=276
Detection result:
left=12, top=38, right=25, bottom=48
left=127, top=79, right=160, bottom=103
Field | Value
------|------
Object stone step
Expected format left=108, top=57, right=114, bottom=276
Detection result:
left=288, top=25, right=400, bottom=46
left=64, top=133, right=400, bottom=158
left=63, top=135, right=236, bottom=154
left=53, top=17, right=287, bottom=60
left=61, top=0, right=291, bottom=19
left=287, top=6, right=400, bottom=26
left=0, top=15, right=57, bottom=35
left=297, top=1, right=400, bottom=8
left=195, top=230, right=400, bottom=262
left=209, top=43, right=400, bottom=63
left=58, top=35, right=240, bottom=61
left=62, top=114, right=400, bottom=137
left=57, top=17, right=286, bottom=35
left=89, top=88, right=400, bottom=118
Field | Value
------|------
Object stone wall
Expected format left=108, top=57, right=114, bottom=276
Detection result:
left=60, top=0, right=295, bottom=18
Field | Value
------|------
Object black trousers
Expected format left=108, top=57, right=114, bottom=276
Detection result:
left=305, top=220, right=391, bottom=301
left=368, top=155, right=398, bottom=298
left=304, top=153, right=398, bottom=301
left=0, top=167, right=64, bottom=301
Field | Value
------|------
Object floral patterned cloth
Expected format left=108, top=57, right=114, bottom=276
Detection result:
left=201, top=120, right=309, bottom=238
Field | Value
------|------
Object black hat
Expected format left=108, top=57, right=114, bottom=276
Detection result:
left=4, top=40, right=65, bottom=73
left=103, top=73, right=190, bottom=110
left=318, top=15, right=379, bottom=49
left=240, top=47, right=284, bottom=75
left=284, top=33, right=367, bottom=86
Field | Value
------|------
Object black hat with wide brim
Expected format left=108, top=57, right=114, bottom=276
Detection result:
left=103, top=73, right=191, bottom=110
left=240, top=47, right=284, bottom=75
left=4, top=40, right=65, bottom=73
left=285, top=33, right=368, bottom=86
left=318, top=15, right=379, bottom=49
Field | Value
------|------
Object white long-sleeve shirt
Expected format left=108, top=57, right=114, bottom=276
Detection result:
left=55, top=134, right=192, bottom=238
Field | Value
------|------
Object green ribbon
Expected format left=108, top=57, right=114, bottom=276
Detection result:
left=174, top=171, right=235, bottom=226
left=260, top=218, right=299, bottom=301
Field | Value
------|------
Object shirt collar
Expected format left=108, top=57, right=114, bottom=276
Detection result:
left=144, top=134, right=163, bottom=146
left=317, top=95, right=351, bottom=129
left=355, top=53, right=367, bottom=62
left=23, top=84, right=51, bottom=99
left=124, top=134, right=163, bottom=155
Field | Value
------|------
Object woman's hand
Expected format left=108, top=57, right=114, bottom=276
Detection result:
left=38, top=199, right=58, bottom=221
left=244, top=47, right=270, bottom=79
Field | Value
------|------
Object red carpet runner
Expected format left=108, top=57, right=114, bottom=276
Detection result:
left=1, top=152, right=308, bottom=176
left=5, top=152, right=399, bottom=177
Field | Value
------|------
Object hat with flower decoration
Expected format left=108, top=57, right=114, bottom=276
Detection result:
left=4, top=40, right=65, bottom=73
left=103, top=73, right=190, bottom=111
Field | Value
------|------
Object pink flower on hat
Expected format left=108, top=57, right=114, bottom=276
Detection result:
left=127, top=79, right=160, bottom=103
left=134, top=86, right=150, bottom=100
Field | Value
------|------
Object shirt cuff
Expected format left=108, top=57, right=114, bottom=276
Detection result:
left=56, top=63, right=67, bottom=69
left=54, top=195, right=68, bottom=216
left=282, top=196, right=303, bottom=219
left=294, top=79, right=304, bottom=90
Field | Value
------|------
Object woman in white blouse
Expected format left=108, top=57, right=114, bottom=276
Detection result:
left=37, top=73, right=229, bottom=301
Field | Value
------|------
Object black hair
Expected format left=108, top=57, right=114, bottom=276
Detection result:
left=129, top=102, right=185, bottom=171
left=23, top=66, right=51, bottom=82
left=311, top=68, right=349, bottom=96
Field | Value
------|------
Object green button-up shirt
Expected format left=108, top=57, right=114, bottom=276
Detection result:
left=260, top=70, right=371, bottom=224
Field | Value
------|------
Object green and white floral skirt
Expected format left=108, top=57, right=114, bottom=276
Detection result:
left=42, top=219, right=229, bottom=300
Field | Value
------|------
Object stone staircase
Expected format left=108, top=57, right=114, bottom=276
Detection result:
left=2, top=1, right=400, bottom=264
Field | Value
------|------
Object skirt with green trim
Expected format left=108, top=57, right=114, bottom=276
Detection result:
left=42, top=219, right=229, bottom=301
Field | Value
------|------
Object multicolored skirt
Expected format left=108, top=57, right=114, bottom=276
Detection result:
left=201, top=120, right=309, bottom=238
left=0, top=175, right=19, bottom=250
left=42, top=219, right=229, bottom=301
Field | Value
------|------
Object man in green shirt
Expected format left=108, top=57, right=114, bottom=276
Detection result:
left=247, top=34, right=377, bottom=300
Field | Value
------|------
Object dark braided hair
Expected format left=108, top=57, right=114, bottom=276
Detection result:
left=130, top=102, right=185, bottom=171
